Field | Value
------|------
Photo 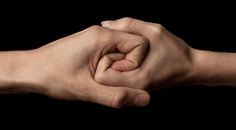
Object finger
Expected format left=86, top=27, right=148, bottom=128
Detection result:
left=95, top=53, right=138, bottom=87
left=105, top=53, right=134, bottom=71
left=92, top=26, right=148, bottom=71
left=106, top=53, right=126, bottom=61
left=112, top=40, right=148, bottom=71
left=110, top=29, right=148, bottom=71
left=101, top=17, right=160, bottom=39
left=104, top=52, right=141, bottom=72
left=87, top=82, right=150, bottom=108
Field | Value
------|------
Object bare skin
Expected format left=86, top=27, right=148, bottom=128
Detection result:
left=97, top=17, right=236, bottom=90
left=0, top=17, right=236, bottom=108
left=0, top=25, right=150, bottom=108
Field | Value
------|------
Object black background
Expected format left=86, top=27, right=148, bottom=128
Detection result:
left=0, top=1, right=236, bottom=126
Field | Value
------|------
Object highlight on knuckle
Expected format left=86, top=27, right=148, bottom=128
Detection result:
left=120, top=17, right=135, bottom=30
left=88, top=25, right=103, bottom=35
left=151, top=24, right=165, bottom=37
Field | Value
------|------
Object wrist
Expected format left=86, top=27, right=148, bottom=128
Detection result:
left=191, top=49, right=236, bottom=86
left=190, top=49, right=223, bottom=86
left=187, top=49, right=209, bottom=85
left=0, top=50, right=46, bottom=93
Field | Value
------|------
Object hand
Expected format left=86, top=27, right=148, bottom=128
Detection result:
left=95, top=18, right=196, bottom=90
left=0, top=25, right=150, bottom=108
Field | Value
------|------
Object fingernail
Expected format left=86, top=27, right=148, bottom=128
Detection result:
left=134, top=94, right=150, bottom=106
left=101, top=20, right=114, bottom=27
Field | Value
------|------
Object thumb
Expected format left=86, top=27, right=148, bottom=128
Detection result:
left=87, top=82, right=150, bottom=108
left=101, top=17, right=157, bottom=39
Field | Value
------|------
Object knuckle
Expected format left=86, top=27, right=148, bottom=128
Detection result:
left=150, top=24, right=165, bottom=37
left=121, top=17, right=134, bottom=23
left=111, top=90, right=127, bottom=108
left=88, top=25, right=112, bottom=44
left=120, top=17, right=135, bottom=30
left=88, top=25, right=103, bottom=35
left=94, top=73, right=106, bottom=84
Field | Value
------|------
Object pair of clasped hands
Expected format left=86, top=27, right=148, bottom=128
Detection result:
left=35, top=17, right=194, bottom=108
left=5, top=17, right=235, bottom=108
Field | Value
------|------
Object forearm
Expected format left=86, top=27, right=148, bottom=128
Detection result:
left=191, top=49, right=236, bottom=86
left=0, top=51, right=44, bottom=92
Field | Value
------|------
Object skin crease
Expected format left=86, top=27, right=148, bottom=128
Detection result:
left=0, top=25, right=150, bottom=108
